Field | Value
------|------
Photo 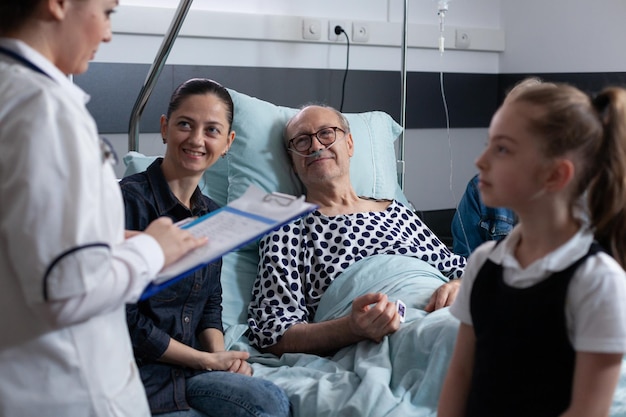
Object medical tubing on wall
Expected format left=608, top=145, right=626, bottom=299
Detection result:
left=398, top=0, right=409, bottom=191
left=436, top=0, right=470, bottom=252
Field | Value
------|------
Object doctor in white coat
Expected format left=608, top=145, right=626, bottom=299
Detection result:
left=0, top=0, right=207, bottom=416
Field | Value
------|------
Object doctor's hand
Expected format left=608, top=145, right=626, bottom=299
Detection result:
left=349, top=293, right=401, bottom=343
left=144, top=217, right=208, bottom=267
left=124, top=230, right=141, bottom=239
left=424, top=279, right=461, bottom=312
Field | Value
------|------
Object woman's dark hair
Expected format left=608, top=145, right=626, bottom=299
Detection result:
left=166, top=78, right=234, bottom=131
left=511, top=83, right=626, bottom=267
left=0, top=0, right=41, bottom=34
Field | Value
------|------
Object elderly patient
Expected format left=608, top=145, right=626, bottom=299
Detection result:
left=247, top=105, right=466, bottom=356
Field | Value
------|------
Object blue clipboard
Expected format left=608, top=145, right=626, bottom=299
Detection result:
left=139, top=186, right=317, bottom=300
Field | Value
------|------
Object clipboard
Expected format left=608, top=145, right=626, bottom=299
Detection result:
left=140, top=185, right=317, bottom=300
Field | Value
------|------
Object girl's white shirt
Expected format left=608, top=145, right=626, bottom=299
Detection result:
left=0, top=38, right=161, bottom=416
left=451, top=224, right=626, bottom=353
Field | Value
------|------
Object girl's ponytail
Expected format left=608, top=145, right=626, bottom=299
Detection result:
left=588, top=88, right=626, bottom=268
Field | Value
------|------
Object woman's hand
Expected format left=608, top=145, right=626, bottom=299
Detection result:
left=227, top=358, right=253, bottom=376
left=195, top=350, right=252, bottom=376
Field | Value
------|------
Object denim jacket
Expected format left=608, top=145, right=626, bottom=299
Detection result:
left=119, top=158, right=223, bottom=413
left=451, top=174, right=516, bottom=258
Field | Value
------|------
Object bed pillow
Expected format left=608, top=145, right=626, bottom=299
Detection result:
left=227, top=89, right=409, bottom=206
left=226, top=91, right=302, bottom=202
left=122, top=151, right=230, bottom=207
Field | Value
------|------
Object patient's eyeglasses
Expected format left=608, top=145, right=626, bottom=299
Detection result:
left=287, top=126, right=345, bottom=156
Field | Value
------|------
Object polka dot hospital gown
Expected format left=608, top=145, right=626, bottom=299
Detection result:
left=247, top=200, right=466, bottom=349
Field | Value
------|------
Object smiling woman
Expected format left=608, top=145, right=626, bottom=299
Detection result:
left=158, top=79, right=235, bottom=205
left=119, top=78, right=291, bottom=417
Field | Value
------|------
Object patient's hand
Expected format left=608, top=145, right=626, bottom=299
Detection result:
left=424, top=279, right=461, bottom=312
left=349, top=293, right=401, bottom=343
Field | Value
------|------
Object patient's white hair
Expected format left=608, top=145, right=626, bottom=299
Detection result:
left=283, top=104, right=351, bottom=146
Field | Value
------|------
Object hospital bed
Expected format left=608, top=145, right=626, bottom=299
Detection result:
left=120, top=2, right=626, bottom=416
left=124, top=86, right=459, bottom=417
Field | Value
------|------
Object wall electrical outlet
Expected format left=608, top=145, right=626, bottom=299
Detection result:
left=352, top=22, right=370, bottom=43
left=455, top=29, right=471, bottom=49
left=302, top=18, right=321, bottom=41
left=328, top=20, right=349, bottom=42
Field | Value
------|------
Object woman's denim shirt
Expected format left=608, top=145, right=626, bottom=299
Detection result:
left=451, top=174, right=516, bottom=258
left=119, top=158, right=223, bottom=413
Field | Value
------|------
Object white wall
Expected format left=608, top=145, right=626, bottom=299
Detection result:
left=500, top=0, right=626, bottom=73
left=404, top=128, right=486, bottom=210
left=100, top=0, right=501, bottom=209
left=100, top=0, right=503, bottom=72
left=99, top=1, right=626, bottom=207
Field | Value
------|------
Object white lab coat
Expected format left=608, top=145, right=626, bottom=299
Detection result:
left=0, top=39, right=162, bottom=417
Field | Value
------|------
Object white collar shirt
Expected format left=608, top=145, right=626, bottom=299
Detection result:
left=451, top=225, right=626, bottom=353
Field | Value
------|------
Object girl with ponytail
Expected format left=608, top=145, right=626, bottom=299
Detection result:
left=439, top=80, right=626, bottom=417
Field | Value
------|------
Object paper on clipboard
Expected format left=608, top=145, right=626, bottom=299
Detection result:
left=140, top=185, right=317, bottom=300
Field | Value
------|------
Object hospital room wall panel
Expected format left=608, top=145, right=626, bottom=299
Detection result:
left=82, top=0, right=626, bottom=212
left=79, top=68, right=626, bottom=210
left=76, top=64, right=500, bottom=135
left=76, top=61, right=495, bottom=213
left=86, top=1, right=503, bottom=214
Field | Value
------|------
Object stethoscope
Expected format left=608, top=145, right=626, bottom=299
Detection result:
left=0, top=45, right=118, bottom=165
left=0, top=46, right=51, bottom=79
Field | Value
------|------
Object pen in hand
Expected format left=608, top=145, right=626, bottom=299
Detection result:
left=174, top=217, right=197, bottom=228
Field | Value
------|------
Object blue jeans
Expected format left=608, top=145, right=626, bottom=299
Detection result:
left=452, top=174, right=516, bottom=257
left=154, top=371, right=291, bottom=417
